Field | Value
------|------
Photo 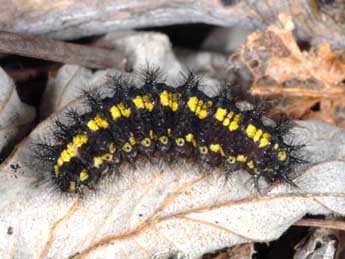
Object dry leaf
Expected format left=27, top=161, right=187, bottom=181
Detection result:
left=1, top=30, right=345, bottom=259
left=0, top=112, right=345, bottom=259
left=1, top=62, right=345, bottom=258
left=294, top=228, right=338, bottom=259
left=0, top=68, right=35, bottom=156
left=240, top=14, right=345, bottom=125
left=241, top=14, right=345, bottom=89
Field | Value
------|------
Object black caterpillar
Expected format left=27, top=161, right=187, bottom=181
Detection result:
left=35, top=70, right=303, bottom=193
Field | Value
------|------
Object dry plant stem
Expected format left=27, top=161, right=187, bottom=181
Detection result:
left=295, top=219, right=345, bottom=231
left=251, top=85, right=345, bottom=99
left=0, top=31, right=126, bottom=69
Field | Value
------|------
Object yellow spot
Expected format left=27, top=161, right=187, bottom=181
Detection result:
left=187, top=96, right=198, bottom=112
left=214, top=108, right=227, bottom=121
left=54, top=165, right=59, bottom=177
left=141, top=138, right=151, bottom=147
left=199, top=146, right=208, bottom=154
left=185, top=133, right=196, bottom=146
left=149, top=130, right=155, bottom=139
left=185, top=133, right=194, bottom=142
left=129, top=135, right=136, bottom=145
left=73, top=134, right=88, bottom=147
left=133, top=96, right=144, bottom=109
left=159, top=136, right=168, bottom=145
left=160, top=91, right=179, bottom=111
left=246, top=124, right=257, bottom=138
left=118, top=103, right=131, bottom=117
left=109, top=143, right=116, bottom=153
left=94, top=114, right=109, bottom=128
left=87, top=114, right=109, bottom=131
left=229, top=121, right=239, bottom=131
left=69, top=181, right=76, bottom=192
left=263, top=133, right=271, bottom=139
left=236, top=155, right=247, bottom=162
left=167, top=128, right=172, bottom=136
left=94, top=153, right=113, bottom=168
left=122, top=143, right=132, bottom=153
left=104, top=154, right=112, bottom=160
left=176, top=138, right=185, bottom=147
left=209, top=144, right=225, bottom=156
left=226, top=112, right=234, bottom=119
left=274, top=143, right=279, bottom=150
left=94, top=157, right=103, bottom=168
left=247, top=161, right=254, bottom=169
left=57, top=158, right=63, bottom=167
left=188, top=97, right=210, bottom=119
left=278, top=151, right=287, bottom=161
left=66, top=143, right=76, bottom=157
left=80, top=169, right=89, bottom=181
left=87, top=120, right=98, bottom=131
left=259, top=138, right=269, bottom=148
left=198, top=109, right=208, bottom=119
left=110, top=105, right=121, bottom=120
left=171, top=102, right=178, bottom=112
left=160, top=90, right=170, bottom=106
left=195, top=99, right=203, bottom=115
left=227, top=156, right=236, bottom=164
left=61, top=150, right=71, bottom=162
left=229, top=114, right=241, bottom=131
left=143, top=95, right=154, bottom=111
left=223, top=118, right=230, bottom=126
left=171, top=94, right=179, bottom=112
left=253, top=129, right=263, bottom=142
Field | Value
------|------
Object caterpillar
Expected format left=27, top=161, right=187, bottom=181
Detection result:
left=35, top=69, right=304, bottom=194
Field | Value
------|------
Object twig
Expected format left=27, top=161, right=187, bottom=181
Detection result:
left=294, top=218, right=345, bottom=231
left=0, top=31, right=126, bottom=69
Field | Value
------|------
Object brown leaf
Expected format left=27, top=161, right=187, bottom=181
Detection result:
left=240, top=14, right=345, bottom=125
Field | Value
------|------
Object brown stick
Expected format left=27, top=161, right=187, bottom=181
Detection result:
left=0, top=31, right=126, bottom=69
left=294, top=218, right=345, bottom=231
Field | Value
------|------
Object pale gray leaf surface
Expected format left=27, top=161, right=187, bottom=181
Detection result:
left=0, top=68, right=35, bottom=154
left=0, top=119, right=344, bottom=259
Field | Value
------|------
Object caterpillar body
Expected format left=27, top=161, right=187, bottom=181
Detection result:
left=36, top=71, right=303, bottom=193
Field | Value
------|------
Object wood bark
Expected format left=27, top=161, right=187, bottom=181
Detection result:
left=0, top=0, right=343, bottom=47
